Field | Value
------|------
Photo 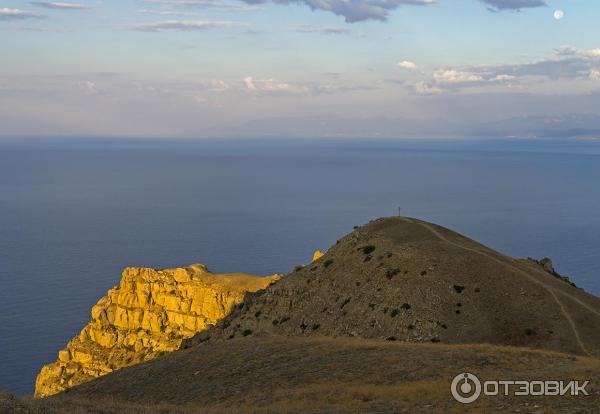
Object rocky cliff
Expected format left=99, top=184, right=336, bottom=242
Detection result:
left=35, top=264, right=280, bottom=397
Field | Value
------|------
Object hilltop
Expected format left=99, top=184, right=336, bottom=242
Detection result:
left=188, top=217, right=600, bottom=357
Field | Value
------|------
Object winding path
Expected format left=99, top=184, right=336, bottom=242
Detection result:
left=401, top=217, right=599, bottom=358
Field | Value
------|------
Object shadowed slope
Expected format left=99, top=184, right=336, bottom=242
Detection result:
left=29, top=337, right=600, bottom=414
left=189, top=217, right=600, bottom=357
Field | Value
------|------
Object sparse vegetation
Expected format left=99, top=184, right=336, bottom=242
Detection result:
left=361, top=245, right=376, bottom=255
left=385, top=269, right=400, bottom=280
left=453, top=285, right=465, bottom=293
left=17, top=337, right=600, bottom=414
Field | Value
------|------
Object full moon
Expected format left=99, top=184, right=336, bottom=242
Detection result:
left=554, top=9, right=565, bottom=20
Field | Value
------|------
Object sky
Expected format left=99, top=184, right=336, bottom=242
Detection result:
left=2, top=0, right=600, bottom=138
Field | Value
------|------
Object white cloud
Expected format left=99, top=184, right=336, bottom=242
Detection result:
left=130, top=19, right=246, bottom=32
left=290, top=24, right=350, bottom=35
left=30, top=2, right=90, bottom=10
left=555, top=46, right=600, bottom=59
left=397, top=60, right=417, bottom=70
left=590, top=69, right=600, bottom=81
left=491, top=74, right=516, bottom=81
left=137, top=9, right=199, bottom=16
left=244, top=77, right=310, bottom=95
left=414, top=81, right=442, bottom=95
left=433, top=69, right=483, bottom=84
left=142, top=0, right=261, bottom=13
left=78, top=80, right=99, bottom=95
left=0, top=8, right=43, bottom=20
left=240, top=0, right=435, bottom=23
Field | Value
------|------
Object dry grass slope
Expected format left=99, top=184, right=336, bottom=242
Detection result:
left=10, top=337, right=600, bottom=413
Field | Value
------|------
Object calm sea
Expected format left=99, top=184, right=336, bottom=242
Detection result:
left=1, top=137, right=599, bottom=395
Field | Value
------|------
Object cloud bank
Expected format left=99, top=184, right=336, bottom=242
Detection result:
left=138, top=0, right=547, bottom=23
left=130, top=19, right=245, bottom=31
left=0, top=8, right=43, bottom=20
left=480, top=0, right=546, bottom=11
left=242, top=0, right=435, bottom=22
left=30, top=2, right=90, bottom=10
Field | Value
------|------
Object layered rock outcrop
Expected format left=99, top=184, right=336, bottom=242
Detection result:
left=35, top=264, right=280, bottom=397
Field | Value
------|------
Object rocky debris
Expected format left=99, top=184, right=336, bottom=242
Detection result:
left=527, top=257, right=578, bottom=287
left=35, top=264, right=280, bottom=397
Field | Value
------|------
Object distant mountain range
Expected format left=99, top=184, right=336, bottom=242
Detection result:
left=203, top=113, right=600, bottom=140
left=468, top=114, right=600, bottom=140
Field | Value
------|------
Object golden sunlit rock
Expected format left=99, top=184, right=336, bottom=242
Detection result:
left=35, top=264, right=280, bottom=398
left=312, top=250, right=325, bottom=261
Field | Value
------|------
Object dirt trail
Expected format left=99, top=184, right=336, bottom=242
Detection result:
left=401, top=217, right=599, bottom=358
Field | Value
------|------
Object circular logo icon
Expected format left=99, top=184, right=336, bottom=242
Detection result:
left=451, top=373, right=482, bottom=404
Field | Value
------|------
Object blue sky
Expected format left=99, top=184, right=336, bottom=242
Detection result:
left=2, top=0, right=600, bottom=137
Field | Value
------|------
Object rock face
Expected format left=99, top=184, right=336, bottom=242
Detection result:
left=35, top=264, right=280, bottom=397
left=312, top=250, right=325, bottom=262
left=527, top=257, right=578, bottom=287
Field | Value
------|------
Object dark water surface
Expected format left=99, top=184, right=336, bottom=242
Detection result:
left=1, top=137, right=599, bottom=394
